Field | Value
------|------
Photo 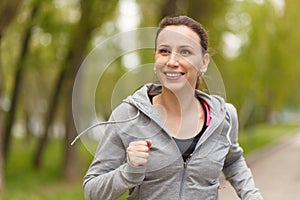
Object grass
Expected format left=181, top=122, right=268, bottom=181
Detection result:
left=238, top=124, right=300, bottom=155
left=2, top=137, right=91, bottom=200
left=1, top=124, right=299, bottom=199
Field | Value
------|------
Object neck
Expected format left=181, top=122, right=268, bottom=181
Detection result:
left=154, top=85, right=198, bottom=115
left=153, top=85, right=204, bottom=139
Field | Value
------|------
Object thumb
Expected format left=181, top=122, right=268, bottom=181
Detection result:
left=145, top=139, right=152, bottom=148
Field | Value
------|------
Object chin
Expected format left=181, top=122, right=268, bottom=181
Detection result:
left=162, top=81, right=194, bottom=93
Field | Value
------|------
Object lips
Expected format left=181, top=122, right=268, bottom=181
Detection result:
left=164, top=72, right=184, bottom=79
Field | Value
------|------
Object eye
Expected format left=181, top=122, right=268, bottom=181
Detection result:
left=158, top=48, right=170, bottom=55
left=180, top=49, right=192, bottom=56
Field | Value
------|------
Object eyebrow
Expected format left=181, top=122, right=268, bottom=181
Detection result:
left=179, top=45, right=194, bottom=49
left=157, top=44, right=195, bottom=49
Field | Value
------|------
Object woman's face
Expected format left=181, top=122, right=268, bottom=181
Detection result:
left=154, top=25, right=209, bottom=91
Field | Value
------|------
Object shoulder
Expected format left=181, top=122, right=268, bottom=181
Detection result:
left=225, top=103, right=239, bottom=139
left=224, top=103, right=238, bottom=126
left=110, top=101, right=138, bottom=121
left=225, top=103, right=238, bottom=118
left=207, top=94, right=238, bottom=124
left=208, top=93, right=237, bottom=119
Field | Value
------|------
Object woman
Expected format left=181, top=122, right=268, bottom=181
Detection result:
left=83, top=16, right=263, bottom=200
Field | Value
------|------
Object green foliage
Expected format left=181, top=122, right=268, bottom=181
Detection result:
left=239, top=124, right=300, bottom=155
left=208, top=0, right=300, bottom=127
left=1, top=138, right=91, bottom=200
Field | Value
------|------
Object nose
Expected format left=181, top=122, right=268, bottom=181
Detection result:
left=166, top=52, right=179, bottom=67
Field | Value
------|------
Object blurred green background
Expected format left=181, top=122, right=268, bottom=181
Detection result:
left=0, top=0, right=300, bottom=199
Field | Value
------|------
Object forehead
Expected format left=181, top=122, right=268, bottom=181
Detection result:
left=157, top=25, right=200, bottom=47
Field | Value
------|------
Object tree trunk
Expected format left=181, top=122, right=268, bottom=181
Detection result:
left=60, top=0, right=117, bottom=179
left=2, top=3, right=39, bottom=160
left=33, top=66, right=68, bottom=169
left=0, top=0, right=24, bottom=193
left=33, top=0, right=119, bottom=178
left=33, top=0, right=91, bottom=173
left=0, top=0, right=21, bottom=32
left=160, top=0, right=180, bottom=17
left=63, top=82, right=80, bottom=180
left=61, top=2, right=91, bottom=179
left=0, top=33, right=5, bottom=195
left=24, top=109, right=31, bottom=143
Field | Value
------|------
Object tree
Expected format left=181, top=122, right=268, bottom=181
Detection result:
left=63, top=0, right=120, bottom=180
left=32, top=0, right=119, bottom=179
left=2, top=1, right=40, bottom=161
left=224, top=0, right=300, bottom=126
left=0, top=36, right=4, bottom=193
left=0, top=0, right=24, bottom=193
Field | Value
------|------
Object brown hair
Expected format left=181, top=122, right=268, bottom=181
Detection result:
left=155, top=16, right=208, bottom=54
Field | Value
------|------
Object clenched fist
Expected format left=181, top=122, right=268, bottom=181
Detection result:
left=126, top=139, right=152, bottom=167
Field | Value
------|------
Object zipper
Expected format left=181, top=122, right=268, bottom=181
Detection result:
left=183, top=154, right=192, bottom=168
left=179, top=154, right=193, bottom=200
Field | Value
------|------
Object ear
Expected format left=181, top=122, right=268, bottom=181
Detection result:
left=153, top=66, right=157, bottom=74
left=200, top=53, right=210, bottom=74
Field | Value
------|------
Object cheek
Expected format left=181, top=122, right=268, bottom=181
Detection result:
left=154, top=56, right=167, bottom=68
left=184, top=59, right=202, bottom=72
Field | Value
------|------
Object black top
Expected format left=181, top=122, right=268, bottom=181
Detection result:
left=149, top=95, right=209, bottom=162
left=173, top=99, right=208, bottom=162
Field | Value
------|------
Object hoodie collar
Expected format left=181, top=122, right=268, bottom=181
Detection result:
left=124, top=83, right=227, bottom=130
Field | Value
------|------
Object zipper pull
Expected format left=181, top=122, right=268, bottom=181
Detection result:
left=184, top=162, right=188, bottom=168
left=183, top=154, right=193, bottom=168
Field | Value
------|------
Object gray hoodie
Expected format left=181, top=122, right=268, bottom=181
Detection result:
left=83, top=83, right=263, bottom=200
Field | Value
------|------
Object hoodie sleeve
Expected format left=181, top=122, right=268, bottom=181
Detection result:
left=223, top=103, right=264, bottom=200
left=83, top=114, right=146, bottom=200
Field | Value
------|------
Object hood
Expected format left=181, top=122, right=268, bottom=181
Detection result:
left=124, top=83, right=227, bottom=124
left=124, top=83, right=232, bottom=145
left=72, top=83, right=233, bottom=145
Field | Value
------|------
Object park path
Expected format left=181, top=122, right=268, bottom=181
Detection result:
left=219, top=132, right=300, bottom=200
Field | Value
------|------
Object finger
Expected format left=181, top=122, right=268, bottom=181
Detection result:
left=127, top=151, right=149, bottom=166
left=130, top=140, right=148, bottom=147
left=129, top=157, right=148, bottom=167
left=127, top=144, right=149, bottom=153
left=128, top=141, right=150, bottom=151
left=145, top=139, right=152, bottom=147
left=128, top=151, right=149, bottom=159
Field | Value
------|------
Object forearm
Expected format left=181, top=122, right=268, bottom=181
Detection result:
left=223, top=148, right=263, bottom=200
left=83, top=163, right=146, bottom=200
left=224, top=104, right=263, bottom=199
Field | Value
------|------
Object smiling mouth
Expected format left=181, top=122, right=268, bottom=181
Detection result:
left=164, top=72, right=184, bottom=78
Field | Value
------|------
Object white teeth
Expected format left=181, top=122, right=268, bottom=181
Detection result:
left=165, top=73, right=182, bottom=77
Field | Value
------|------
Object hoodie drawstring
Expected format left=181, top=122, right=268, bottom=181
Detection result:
left=71, top=109, right=140, bottom=145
